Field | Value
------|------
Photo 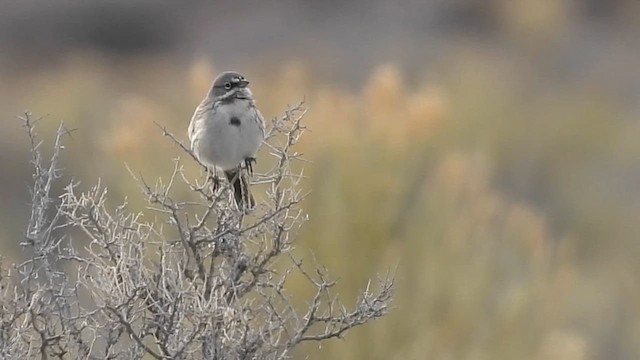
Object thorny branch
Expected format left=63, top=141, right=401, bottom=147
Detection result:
left=0, top=103, right=394, bottom=359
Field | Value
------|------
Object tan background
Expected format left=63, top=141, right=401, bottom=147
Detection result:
left=1, top=1, right=640, bottom=359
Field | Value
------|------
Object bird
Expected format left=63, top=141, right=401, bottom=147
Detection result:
left=188, top=71, right=265, bottom=209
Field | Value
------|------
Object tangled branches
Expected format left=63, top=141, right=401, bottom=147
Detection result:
left=0, top=103, right=393, bottom=359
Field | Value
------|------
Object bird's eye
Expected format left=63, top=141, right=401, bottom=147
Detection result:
left=224, top=82, right=232, bottom=89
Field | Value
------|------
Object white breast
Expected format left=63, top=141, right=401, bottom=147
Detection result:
left=190, top=99, right=264, bottom=170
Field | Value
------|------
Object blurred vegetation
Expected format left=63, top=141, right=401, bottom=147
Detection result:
left=1, top=1, right=640, bottom=359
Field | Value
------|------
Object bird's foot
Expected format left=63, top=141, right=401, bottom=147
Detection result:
left=244, top=157, right=257, bottom=176
left=208, top=174, right=221, bottom=192
left=193, top=171, right=220, bottom=192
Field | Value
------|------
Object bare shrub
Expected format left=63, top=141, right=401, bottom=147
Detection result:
left=0, top=104, right=393, bottom=359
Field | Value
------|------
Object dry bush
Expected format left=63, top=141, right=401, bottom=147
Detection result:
left=0, top=104, right=393, bottom=359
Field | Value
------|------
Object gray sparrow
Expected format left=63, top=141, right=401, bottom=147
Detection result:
left=188, top=71, right=265, bottom=209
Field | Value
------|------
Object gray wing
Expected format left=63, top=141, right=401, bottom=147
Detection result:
left=188, top=97, right=213, bottom=150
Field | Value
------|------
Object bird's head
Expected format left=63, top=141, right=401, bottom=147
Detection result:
left=209, top=71, right=253, bottom=101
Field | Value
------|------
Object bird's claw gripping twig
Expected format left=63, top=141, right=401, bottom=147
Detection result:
left=194, top=169, right=220, bottom=192
left=244, top=157, right=256, bottom=176
left=209, top=173, right=221, bottom=191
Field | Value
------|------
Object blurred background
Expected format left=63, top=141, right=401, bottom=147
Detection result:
left=1, top=1, right=640, bottom=359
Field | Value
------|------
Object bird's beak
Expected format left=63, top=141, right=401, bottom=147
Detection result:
left=238, top=80, right=250, bottom=87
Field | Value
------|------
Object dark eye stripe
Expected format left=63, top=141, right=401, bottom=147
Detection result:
left=213, top=76, right=246, bottom=89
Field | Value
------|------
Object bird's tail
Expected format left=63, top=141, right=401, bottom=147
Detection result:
left=224, top=169, right=255, bottom=210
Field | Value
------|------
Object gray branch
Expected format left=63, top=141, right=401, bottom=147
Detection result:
left=0, top=104, right=394, bottom=359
